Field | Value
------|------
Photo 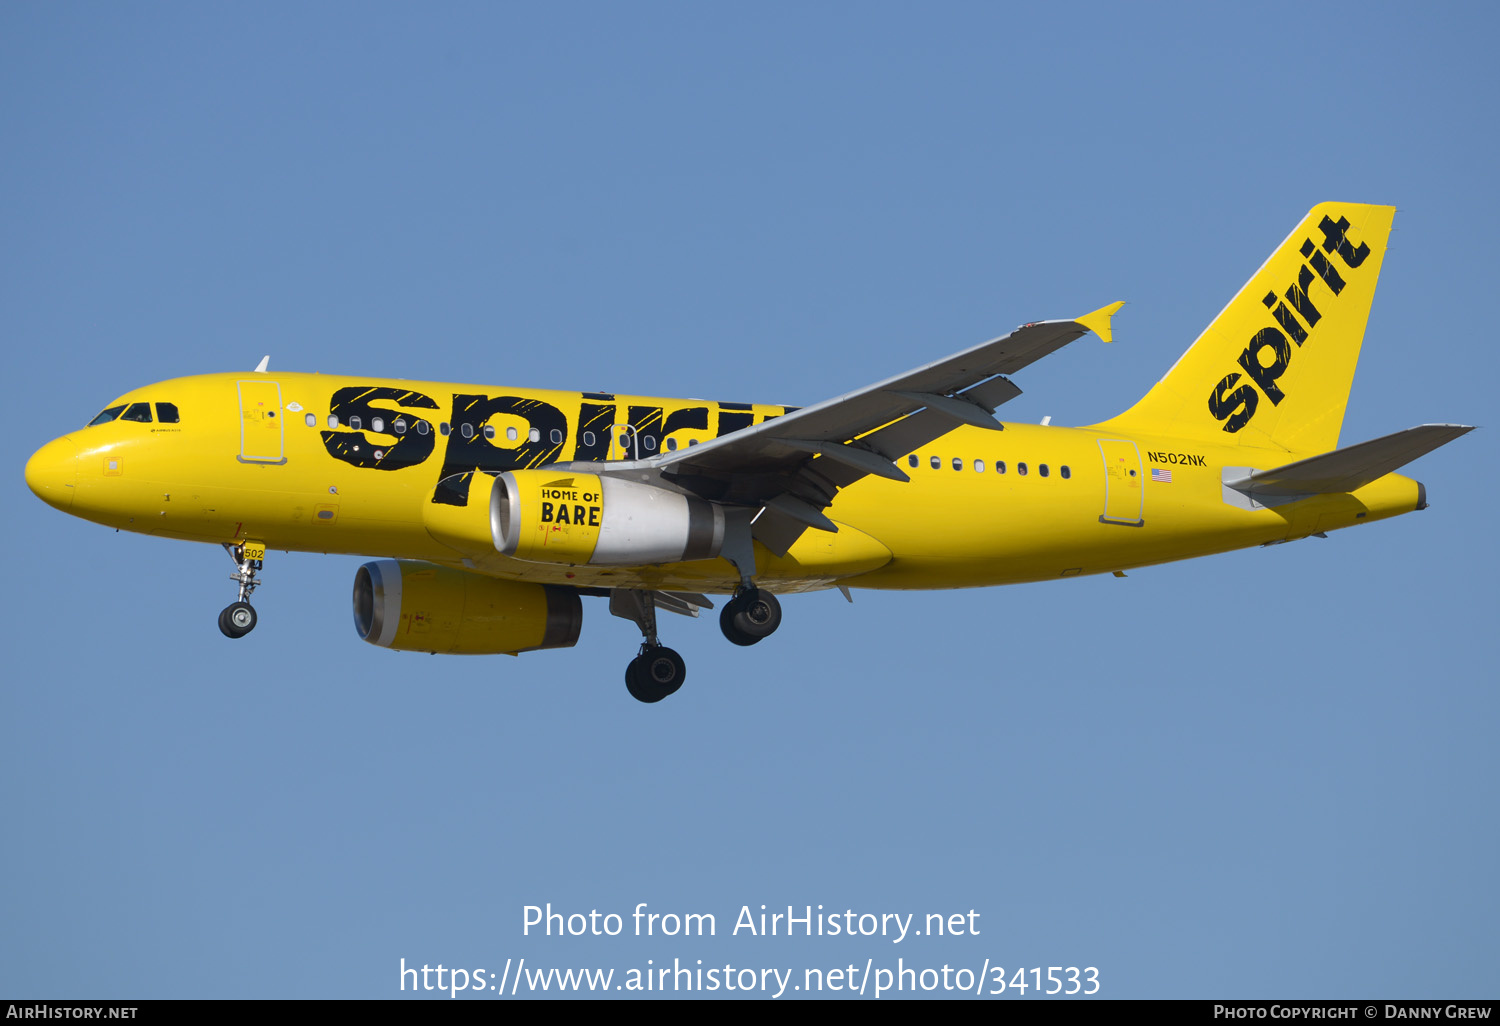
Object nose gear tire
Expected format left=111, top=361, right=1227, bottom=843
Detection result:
left=219, top=601, right=257, bottom=639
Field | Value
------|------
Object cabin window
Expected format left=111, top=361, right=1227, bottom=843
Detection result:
left=156, top=403, right=180, bottom=424
left=996, top=461, right=1006, bottom=474
left=371, top=417, right=385, bottom=433
left=583, top=431, right=596, bottom=447
left=529, top=428, right=540, bottom=442
left=643, top=436, right=657, bottom=451
left=349, top=416, right=362, bottom=431
left=121, top=402, right=153, bottom=423
left=327, top=415, right=340, bottom=429
left=666, top=437, right=678, bottom=451
left=483, top=424, right=495, bottom=440
left=908, top=454, right=919, bottom=468
left=439, top=422, right=450, bottom=436
left=416, top=421, right=430, bottom=435
left=1061, top=465, right=1071, bottom=479
left=393, top=418, right=407, bottom=434
left=1018, top=462, right=1028, bottom=476
left=550, top=429, right=563, bottom=445
left=88, top=405, right=126, bottom=427
left=688, top=439, right=698, bottom=446
left=1039, top=464, right=1050, bottom=478
left=304, top=413, right=316, bottom=427
left=461, top=423, right=473, bottom=439
left=930, top=456, right=941, bottom=469
left=506, top=426, right=518, bottom=441
left=975, top=459, right=985, bottom=473
left=952, top=458, right=963, bottom=471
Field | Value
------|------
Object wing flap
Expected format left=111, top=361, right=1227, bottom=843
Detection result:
left=778, top=439, right=911, bottom=482
left=654, top=591, right=714, bottom=618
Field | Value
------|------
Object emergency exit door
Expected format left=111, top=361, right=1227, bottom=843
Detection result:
left=1097, top=438, right=1144, bottom=526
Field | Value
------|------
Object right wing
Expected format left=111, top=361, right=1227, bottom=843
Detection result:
left=586, top=303, right=1123, bottom=554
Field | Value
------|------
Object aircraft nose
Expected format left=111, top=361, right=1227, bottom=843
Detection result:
left=25, top=434, right=79, bottom=511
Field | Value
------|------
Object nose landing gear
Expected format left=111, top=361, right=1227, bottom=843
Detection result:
left=218, top=541, right=264, bottom=639
left=218, top=601, right=257, bottom=638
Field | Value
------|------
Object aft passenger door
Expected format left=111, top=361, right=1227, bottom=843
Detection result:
left=1097, top=438, right=1143, bottom=526
left=237, top=380, right=287, bottom=464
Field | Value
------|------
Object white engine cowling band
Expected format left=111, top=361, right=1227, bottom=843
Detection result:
left=490, top=470, right=724, bottom=566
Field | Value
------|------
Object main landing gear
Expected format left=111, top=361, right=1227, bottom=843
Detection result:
left=719, top=587, right=782, bottom=647
left=610, top=591, right=685, bottom=704
left=218, top=541, right=263, bottom=639
left=626, top=646, right=686, bottom=705
left=606, top=558, right=783, bottom=703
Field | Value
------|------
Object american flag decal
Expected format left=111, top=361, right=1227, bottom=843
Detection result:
left=1151, top=468, right=1172, bottom=483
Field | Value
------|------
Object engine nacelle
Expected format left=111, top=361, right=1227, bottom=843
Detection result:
left=491, top=470, right=725, bottom=566
left=353, top=559, right=582, bottom=655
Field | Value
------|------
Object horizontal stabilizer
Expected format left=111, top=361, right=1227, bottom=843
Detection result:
left=1225, top=424, right=1474, bottom=498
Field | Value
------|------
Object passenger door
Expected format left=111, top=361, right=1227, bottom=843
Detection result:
left=237, top=380, right=286, bottom=464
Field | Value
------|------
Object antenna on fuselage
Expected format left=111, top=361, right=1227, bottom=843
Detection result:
left=254, top=356, right=270, bottom=373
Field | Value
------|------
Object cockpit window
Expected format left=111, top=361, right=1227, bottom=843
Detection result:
left=156, top=402, right=180, bottom=424
left=88, top=405, right=126, bottom=427
left=120, top=402, right=153, bottom=423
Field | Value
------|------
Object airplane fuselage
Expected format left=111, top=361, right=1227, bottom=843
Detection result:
left=26, top=370, right=1423, bottom=596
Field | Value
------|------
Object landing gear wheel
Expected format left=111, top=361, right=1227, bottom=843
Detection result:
left=720, top=601, right=760, bottom=646
left=219, top=601, right=257, bottom=639
left=625, top=646, right=686, bottom=703
left=720, top=589, right=781, bottom=645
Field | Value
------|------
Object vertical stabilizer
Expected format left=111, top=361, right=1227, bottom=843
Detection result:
left=1097, top=202, right=1396, bottom=454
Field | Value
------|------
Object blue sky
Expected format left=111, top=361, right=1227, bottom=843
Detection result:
left=3, top=2, right=1496, bottom=1000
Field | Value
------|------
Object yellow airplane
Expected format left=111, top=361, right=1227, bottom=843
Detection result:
left=25, top=202, right=1471, bottom=702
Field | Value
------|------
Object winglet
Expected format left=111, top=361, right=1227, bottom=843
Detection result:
left=254, top=355, right=270, bottom=373
left=1075, top=301, right=1125, bottom=344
